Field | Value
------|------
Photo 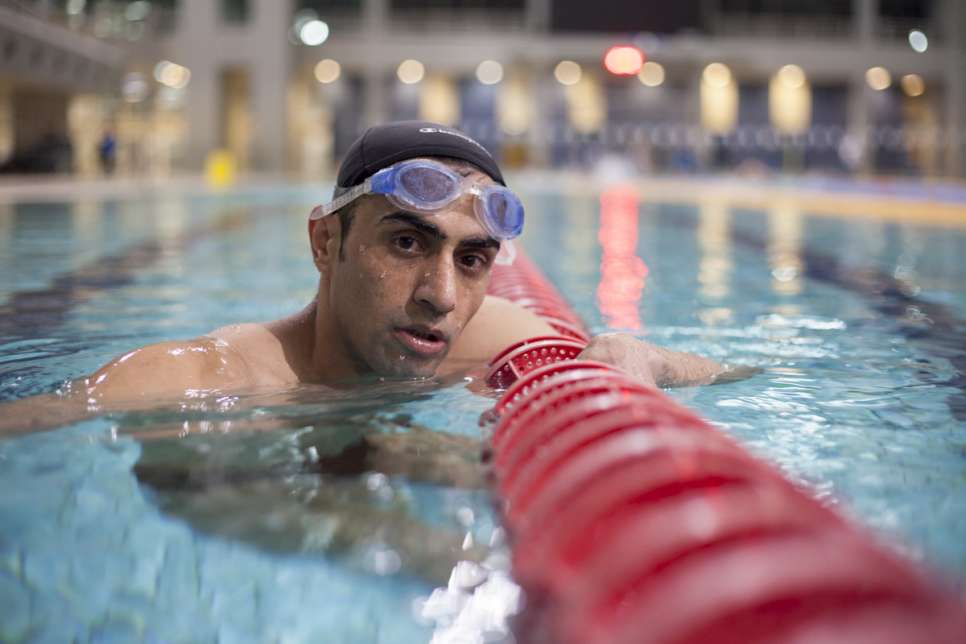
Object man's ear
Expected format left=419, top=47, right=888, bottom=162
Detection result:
left=308, top=215, right=342, bottom=273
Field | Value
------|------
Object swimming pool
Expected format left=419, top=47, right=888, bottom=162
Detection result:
left=1, top=176, right=964, bottom=642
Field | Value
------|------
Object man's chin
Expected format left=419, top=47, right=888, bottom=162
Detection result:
left=373, top=352, right=445, bottom=380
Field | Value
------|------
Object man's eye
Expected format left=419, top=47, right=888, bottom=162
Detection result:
left=393, top=235, right=421, bottom=252
left=459, top=254, right=489, bottom=270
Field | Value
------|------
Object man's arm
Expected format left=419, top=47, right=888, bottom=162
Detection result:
left=578, top=333, right=726, bottom=388
left=0, top=337, right=255, bottom=437
left=455, top=297, right=733, bottom=388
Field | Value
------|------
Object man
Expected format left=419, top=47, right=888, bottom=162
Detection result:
left=0, top=121, right=724, bottom=435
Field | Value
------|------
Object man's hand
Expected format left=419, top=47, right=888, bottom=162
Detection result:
left=577, top=333, right=725, bottom=388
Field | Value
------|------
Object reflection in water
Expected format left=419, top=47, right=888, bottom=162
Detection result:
left=563, top=194, right=598, bottom=282
left=115, top=380, right=525, bottom=641
left=123, top=383, right=491, bottom=582
left=0, top=202, right=11, bottom=253
left=768, top=203, right=804, bottom=301
left=155, top=195, right=190, bottom=241
left=597, top=186, right=647, bottom=330
left=895, top=223, right=926, bottom=293
left=71, top=199, right=101, bottom=249
left=697, top=200, right=733, bottom=325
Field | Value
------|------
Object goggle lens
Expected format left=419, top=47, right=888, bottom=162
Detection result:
left=483, top=189, right=524, bottom=239
left=398, top=165, right=458, bottom=205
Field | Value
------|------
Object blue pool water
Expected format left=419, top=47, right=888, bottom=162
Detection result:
left=0, top=179, right=964, bottom=642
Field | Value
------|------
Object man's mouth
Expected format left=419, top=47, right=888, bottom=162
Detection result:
left=393, top=326, right=449, bottom=357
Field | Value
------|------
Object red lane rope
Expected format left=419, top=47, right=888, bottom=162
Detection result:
left=485, top=251, right=966, bottom=644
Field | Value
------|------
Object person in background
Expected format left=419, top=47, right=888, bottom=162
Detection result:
left=98, top=129, right=116, bottom=175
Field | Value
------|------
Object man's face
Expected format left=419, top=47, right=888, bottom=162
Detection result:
left=325, top=160, right=500, bottom=379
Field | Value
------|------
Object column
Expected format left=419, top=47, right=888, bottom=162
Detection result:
left=942, top=0, right=965, bottom=177
left=250, top=0, right=290, bottom=171
left=846, top=0, right=878, bottom=174
left=526, top=0, right=551, bottom=32
left=362, top=0, right=390, bottom=127
left=169, top=0, right=218, bottom=170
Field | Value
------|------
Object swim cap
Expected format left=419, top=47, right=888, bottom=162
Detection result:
left=335, top=120, right=505, bottom=191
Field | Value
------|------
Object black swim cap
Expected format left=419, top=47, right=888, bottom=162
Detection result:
left=335, top=120, right=505, bottom=190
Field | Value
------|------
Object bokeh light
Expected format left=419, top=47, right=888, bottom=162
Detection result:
left=498, top=75, right=534, bottom=135
left=420, top=75, right=459, bottom=125
left=770, top=65, right=810, bottom=135
left=776, top=64, right=805, bottom=89
left=554, top=60, right=582, bottom=86
left=901, top=73, right=925, bottom=97
left=154, top=60, right=191, bottom=89
left=908, top=29, right=928, bottom=53
left=314, top=59, right=341, bottom=84
left=865, top=66, right=891, bottom=91
left=637, top=61, right=665, bottom=87
left=476, top=60, right=503, bottom=85
left=299, top=20, right=330, bottom=46
left=603, top=46, right=644, bottom=76
left=397, top=59, right=425, bottom=85
left=701, top=63, right=737, bottom=134
left=702, top=62, right=732, bottom=88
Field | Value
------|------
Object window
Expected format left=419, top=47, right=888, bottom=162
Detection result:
left=221, top=0, right=249, bottom=24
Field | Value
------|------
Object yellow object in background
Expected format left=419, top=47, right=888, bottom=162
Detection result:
left=205, top=149, right=236, bottom=188
left=769, top=65, right=811, bottom=136
left=701, top=63, right=738, bottom=135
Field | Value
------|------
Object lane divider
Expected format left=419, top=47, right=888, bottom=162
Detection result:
left=485, top=252, right=966, bottom=644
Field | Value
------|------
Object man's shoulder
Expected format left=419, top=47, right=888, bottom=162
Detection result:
left=207, top=322, right=299, bottom=384
left=86, top=336, right=257, bottom=404
left=470, top=295, right=558, bottom=331
left=208, top=322, right=276, bottom=348
left=447, top=295, right=557, bottom=365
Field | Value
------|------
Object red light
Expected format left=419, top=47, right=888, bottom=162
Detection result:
left=604, top=46, right=645, bottom=76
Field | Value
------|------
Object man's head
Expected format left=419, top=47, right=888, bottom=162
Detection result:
left=309, top=121, right=516, bottom=380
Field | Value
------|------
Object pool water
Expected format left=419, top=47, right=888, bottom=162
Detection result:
left=1, top=179, right=964, bottom=642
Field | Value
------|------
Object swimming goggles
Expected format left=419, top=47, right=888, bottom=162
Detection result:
left=310, top=159, right=525, bottom=241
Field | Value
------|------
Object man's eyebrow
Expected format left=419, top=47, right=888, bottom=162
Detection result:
left=459, top=237, right=501, bottom=252
left=379, top=212, right=445, bottom=240
left=379, top=211, right=499, bottom=251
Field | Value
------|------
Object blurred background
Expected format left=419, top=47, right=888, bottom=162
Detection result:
left=0, top=0, right=963, bottom=181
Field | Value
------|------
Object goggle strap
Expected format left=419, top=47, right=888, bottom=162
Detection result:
left=313, top=177, right=374, bottom=219
left=495, top=239, right=517, bottom=266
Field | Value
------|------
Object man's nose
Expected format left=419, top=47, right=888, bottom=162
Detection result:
left=413, top=257, right=458, bottom=316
